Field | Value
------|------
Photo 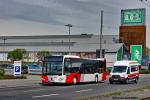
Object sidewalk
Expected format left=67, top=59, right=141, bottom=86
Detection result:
left=0, top=75, right=41, bottom=88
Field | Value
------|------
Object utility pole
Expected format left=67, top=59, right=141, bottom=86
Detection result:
left=100, top=10, right=103, bottom=58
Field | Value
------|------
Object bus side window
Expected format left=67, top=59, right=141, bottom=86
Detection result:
left=127, top=67, right=130, bottom=74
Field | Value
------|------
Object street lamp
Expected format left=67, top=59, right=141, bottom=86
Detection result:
left=100, top=10, right=103, bottom=58
left=65, top=24, right=72, bottom=54
left=2, top=37, right=7, bottom=63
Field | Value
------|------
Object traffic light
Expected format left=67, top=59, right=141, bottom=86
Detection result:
left=96, top=49, right=105, bottom=58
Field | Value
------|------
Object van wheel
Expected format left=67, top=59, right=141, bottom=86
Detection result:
left=95, top=76, right=98, bottom=83
left=73, top=77, right=77, bottom=85
left=134, top=78, right=138, bottom=84
left=125, top=78, right=129, bottom=84
left=109, top=80, right=113, bottom=84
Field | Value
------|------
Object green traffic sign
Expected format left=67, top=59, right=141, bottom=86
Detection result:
left=130, top=45, right=142, bottom=64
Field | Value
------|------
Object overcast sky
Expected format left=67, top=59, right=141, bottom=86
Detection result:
left=0, top=0, right=149, bottom=46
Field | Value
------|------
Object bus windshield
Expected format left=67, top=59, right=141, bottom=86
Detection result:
left=42, top=56, right=63, bottom=75
left=112, top=66, right=127, bottom=73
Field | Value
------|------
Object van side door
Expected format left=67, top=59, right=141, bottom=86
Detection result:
left=128, top=65, right=139, bottom=79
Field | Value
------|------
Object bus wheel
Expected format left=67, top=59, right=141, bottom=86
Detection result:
left=95, top=76, right=98, bottom=83
left=73, top=77, right=77, bottom=85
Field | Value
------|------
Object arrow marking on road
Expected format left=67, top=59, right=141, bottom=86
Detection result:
left=32, top=94, right=59, bottom=98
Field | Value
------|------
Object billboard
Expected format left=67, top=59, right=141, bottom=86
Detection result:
left=121, top=8, right=145, bottom=25
left=130, top=45, right=142, bottom=64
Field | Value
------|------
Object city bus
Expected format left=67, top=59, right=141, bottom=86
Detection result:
left=41, top=55, right=106, bottom=84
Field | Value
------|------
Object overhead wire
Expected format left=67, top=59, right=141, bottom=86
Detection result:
left=140, top=0, right=150, bottom=8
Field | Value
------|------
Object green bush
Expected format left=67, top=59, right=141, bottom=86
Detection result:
left=140, top=69, right=150, bottom=74
left=0, top=68, right=5, bottom=76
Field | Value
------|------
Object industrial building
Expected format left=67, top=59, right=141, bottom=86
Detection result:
left=0, top=34, right=123, bottom=67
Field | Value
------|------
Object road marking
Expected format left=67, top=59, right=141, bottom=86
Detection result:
left=75, top=89, right=93, bottom=93
left=32, top=94, right=59, bottom=98
left=24, top=89, right=46, bottom=92
left=59, top=87, right=69, bottom=89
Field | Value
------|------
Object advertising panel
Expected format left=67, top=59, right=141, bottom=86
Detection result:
left=130, top=45, right=142, bottom=64
left=121, top=8, right=145, bottom=25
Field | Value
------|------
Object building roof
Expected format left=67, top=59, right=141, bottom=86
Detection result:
left=0, top=34, right=121, bottom=53
left=0, top=34, right=93, bottom=39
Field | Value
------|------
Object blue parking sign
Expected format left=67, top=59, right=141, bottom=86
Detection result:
left=15, top=66, right=20, bottom=72
left=14, top=61, right=22, bottom=76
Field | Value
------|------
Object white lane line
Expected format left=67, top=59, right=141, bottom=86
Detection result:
left=32, top=94, right=59, bottom=98
left=24, top=89, right=46, bottom=92
left=75, top=89, right=93, bottom=93
left=59, top=87, right=71, bottom=89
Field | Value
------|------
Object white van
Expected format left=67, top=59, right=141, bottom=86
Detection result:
left=109, top=60, right=140, bottom=84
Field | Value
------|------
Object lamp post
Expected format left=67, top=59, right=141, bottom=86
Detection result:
left=65, top=24, right=72, bottom=54
left=2, top=37, right=7, bottom=63
left=100, top=10, right=103, bottom=58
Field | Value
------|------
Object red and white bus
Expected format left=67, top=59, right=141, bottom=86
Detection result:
left=41, top=55, right=106, bottom=84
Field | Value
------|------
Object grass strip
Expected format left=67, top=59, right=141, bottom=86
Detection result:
left=78, top=85, right=150, bottom=100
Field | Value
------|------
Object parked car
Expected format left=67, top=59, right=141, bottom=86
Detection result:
left=21, top=65, right=28, bottom=74
left=28, top=64, right=42, bottom=75
left=0, top=64, right=13, bottom=69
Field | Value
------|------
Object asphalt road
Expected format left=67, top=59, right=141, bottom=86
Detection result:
left=0, top=75, right=150, bottom=100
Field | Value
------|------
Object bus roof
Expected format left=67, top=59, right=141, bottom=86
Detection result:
left=45, top=55, right=105, bottom=61
left=114, top=60, right=140, bottom=66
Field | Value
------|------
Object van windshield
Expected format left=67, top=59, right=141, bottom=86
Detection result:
left=112, top=66, right=127, bottom=73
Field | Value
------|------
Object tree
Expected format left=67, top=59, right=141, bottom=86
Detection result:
left=7, top=48, right=27, bottom=61
left=37, top=51, right=51, bottom=60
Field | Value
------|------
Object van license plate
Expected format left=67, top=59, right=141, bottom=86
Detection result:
left=114, top=79, right=118, bottom=80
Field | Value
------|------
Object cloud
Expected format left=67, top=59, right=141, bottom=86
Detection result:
left=0, top=0, right=149, bottom=47
left=0, top=0, right=64, bottom=25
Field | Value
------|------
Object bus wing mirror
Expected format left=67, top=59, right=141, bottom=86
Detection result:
left=78, top=68, right=82, bottom=74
